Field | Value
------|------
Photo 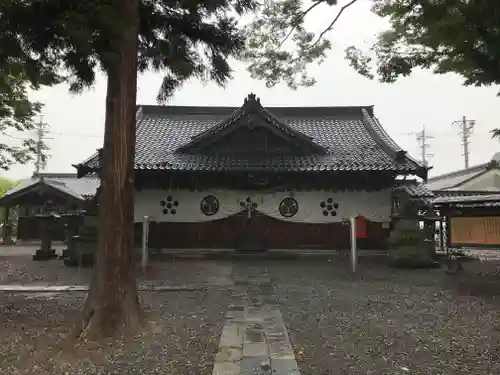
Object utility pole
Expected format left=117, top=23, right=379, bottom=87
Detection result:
left=452, top=116, right=475, bottom=168
left=415, top=125, right=434, bottom=166
left=34, top=117, right=50, bottom=175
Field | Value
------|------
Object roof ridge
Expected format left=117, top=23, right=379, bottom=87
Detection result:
left=363, top=111, right=428, bottom=177
left=137, top=103, right=376, bottom=117
left=44, top=179, right=84, bottom=199
left=360, top=111, right=401, bottom=157
left=177, top=93, right=326, bottom=154
left=258, top=106, right=315, bottom=142
left=359, top=110, right=420, bottom=168
left=427, top=162, right=488, bottom=182
left=189, top=107, right=245, bottom=141
left=35, top=172, right=78, bottom=178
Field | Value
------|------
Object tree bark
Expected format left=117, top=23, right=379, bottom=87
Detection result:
left=76, top=0, right=140, bottom=340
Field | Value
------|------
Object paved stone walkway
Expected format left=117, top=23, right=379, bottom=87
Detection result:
left=213, top=267, right=300, bottom=375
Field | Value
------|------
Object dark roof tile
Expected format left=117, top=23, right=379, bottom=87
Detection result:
left=395, top=180, right=434, bottom=198
left=77, top=94, right=426, bottom=176
left=433, top=194, right=500, bottom=205
left=34, top=173, right=99, bottom=198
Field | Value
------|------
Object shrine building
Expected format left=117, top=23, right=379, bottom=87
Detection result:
left=75, top=93, right=428, bottom=251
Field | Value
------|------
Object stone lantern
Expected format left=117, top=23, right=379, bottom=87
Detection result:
left=32, top=200, right=59, bottom=260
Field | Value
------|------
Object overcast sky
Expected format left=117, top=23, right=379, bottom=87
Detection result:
left=3, top=0, right=500, bottom=180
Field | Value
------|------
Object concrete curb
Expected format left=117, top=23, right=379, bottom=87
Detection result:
left=154, top=250, right=388, bottom=261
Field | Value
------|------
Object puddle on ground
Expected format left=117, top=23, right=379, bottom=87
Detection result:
left=0, top=283, right=221, bottom=293
left=0, top=285, right=88, bottom=292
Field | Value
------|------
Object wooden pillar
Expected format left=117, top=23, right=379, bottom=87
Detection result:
left=2, top=207, right=13, bottom=245
left=445, top=216, right=451, bottom=252
left=438, top=216, right=444, bottom=252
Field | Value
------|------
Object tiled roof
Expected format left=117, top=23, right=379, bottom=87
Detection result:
left=433, top=190, right=498, bottom=198
left=395, top=180, right=434, bottom=198
left=425, top=152, right=500, bottom=191
left=76, top=94, right=426, bottom=177
left=433, top=194, right=500, bottom=205
left=34, top=173, right=99, bottom=198
left=179, top=93, right=326, bottom=154
left=425, top=163, right=489, bottom=191
left=1, top=173, right=99, bottom=203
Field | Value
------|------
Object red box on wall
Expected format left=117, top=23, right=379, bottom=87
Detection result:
left=355, top=216, right=367, bottom=239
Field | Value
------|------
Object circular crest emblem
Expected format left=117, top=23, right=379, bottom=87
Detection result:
left=279, top=197, right=299, bottom=218
left=200, top=195, right=220, bottom=216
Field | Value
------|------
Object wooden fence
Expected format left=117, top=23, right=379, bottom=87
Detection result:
left=450, top=216, right=500, bottom=246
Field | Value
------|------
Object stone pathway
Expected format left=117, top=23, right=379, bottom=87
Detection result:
left=213, top=267, right=300, bottom=375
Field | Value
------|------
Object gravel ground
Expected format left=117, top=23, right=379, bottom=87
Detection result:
left=0, top=246, right=233, bottom=287
left=0, top=249, right=233, bottom=374
left=262, top=258, right=500, bottom=375
left=4, top=246, right=500, bottom=374
left=0, top=290, right=230, bottom=375
left=0, top=255, right=91, bottom=285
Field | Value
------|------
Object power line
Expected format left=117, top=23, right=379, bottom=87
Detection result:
left=49, top=130, right=101, bottom=138
left=415, top=125, right=434, bottom=167
left=452, top=116, right=475, bottom=169
left=400, top=125, right=434, bottom=166
left=2, top=133, right=25, bottom=141
left=2, top=123, right=100, bottom=172
left=3, top=129, right=101, bottom=141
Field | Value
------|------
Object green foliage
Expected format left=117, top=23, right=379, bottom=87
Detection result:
left=0, top=177, right=18, bottom=198
left=345, top=0, right=500, bottom=137
left=0, top=0, right=258, bottom=101
left=242, top=0, right=500, bottom=106
left=0, top=0, right=258, bottom=171
left=491, top=128, right=500, bottom=139
left=0, top=63, right=50, bottom=170
left=240, top=0, right=359, bottom=88
left=345, top=0, right=500, bottom=92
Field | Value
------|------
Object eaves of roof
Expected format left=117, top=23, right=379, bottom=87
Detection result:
left=75, top=94, right=427, bottom=178
left=0, top=178, right=84, bottom=207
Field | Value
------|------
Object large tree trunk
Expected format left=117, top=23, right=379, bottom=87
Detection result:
left=76, top=0, right=140, bottom=340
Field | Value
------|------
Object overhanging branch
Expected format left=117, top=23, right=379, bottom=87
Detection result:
left=308, top=0, right=360, bottom=51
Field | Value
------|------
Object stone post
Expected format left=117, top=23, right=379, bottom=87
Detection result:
left=350, top=217, right=357, bottom=273
left=33, top=215, right=57, bottom=260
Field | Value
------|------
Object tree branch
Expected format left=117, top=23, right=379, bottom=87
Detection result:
left=277, top=0, right=324, bottom=49
left=308, top=0, right=360, bottom=50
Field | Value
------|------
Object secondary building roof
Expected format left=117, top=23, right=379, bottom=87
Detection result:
left=426, top=152, right=500, bottom=191
left=33, top=173, right=99, bottom=198
left=433, top=193, right=500, bottom=209
left=0, top=173, right=99, bottom=207
left=395, top=179, right=434, bottom=199
left=76, top=93, right=427, bottom=178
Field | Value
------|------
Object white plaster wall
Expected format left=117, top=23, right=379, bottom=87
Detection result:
left=134, top=189, right=392, bottom=223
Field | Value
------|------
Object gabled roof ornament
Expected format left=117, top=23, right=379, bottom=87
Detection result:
left=395, top=150, right=407, bottom=162
left=244, top=93, right=259, bottom=103
left=243, top=93, right=261, bottom=112
left=176, top=93, right=327, bottom=154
